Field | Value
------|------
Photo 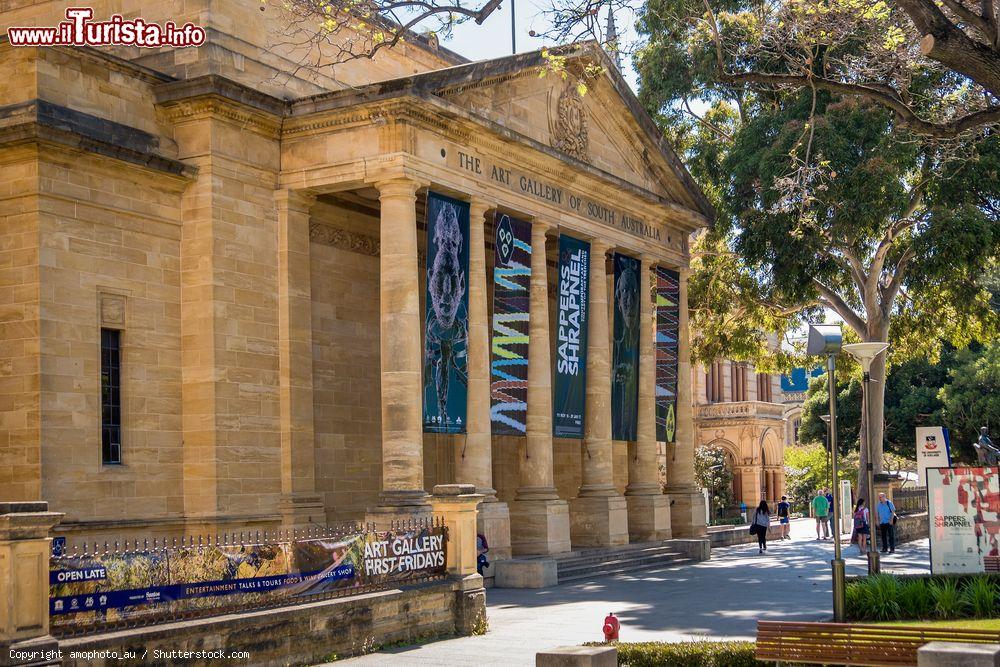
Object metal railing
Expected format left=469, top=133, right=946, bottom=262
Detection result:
left=49, top=517, right=448, bottom=637
left=893, top=487, right=927, bottom=514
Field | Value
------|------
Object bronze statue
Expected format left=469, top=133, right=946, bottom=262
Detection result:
left=974, top=427, right=1000, bottom=466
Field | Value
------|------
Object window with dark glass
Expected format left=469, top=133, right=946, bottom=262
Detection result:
left=101, top=328, right=122, bottom=464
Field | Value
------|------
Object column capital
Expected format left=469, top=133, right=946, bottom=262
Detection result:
left=468, top=196, right=494, bottom=218
left=375, top=177, right=422, bottom=200
left=274, top=189, right=317, bottom=213
left=531, top=219, right=552, bottom=235
left=641, top=253, right=660, bottom=268
left=590, top=237, right=611, bottom=255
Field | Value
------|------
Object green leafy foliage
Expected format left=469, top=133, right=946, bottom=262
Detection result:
left=783, top=443, right=858, bottom=513
left=846, top=575, right=1000, bottom=621
left=695, top=446, right=736, bottom=519
left=939, top=342, right=1000, bottom=458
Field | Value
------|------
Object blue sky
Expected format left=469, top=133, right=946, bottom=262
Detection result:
left=438, top=0, right=643, bottom=90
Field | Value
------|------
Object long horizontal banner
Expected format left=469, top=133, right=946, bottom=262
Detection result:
left=50, top=528, right=446, bottom=629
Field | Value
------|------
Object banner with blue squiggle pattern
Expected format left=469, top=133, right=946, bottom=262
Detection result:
left=490, top=213, right=532, bottom=435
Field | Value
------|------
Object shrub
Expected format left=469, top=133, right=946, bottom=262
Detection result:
left=961, top=576, right=999, bottom=618
left=865, top=574, right=903, bottom=621
left=898, top=578, right=934, bottom=619
left=604, top=641, right=764, bottom=667
left=930, top=579, right=968, bottom=619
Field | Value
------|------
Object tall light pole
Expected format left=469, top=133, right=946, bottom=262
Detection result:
left=807, top=324, right=845, bottom=621
left=820, top=413, right=832, bottom=493
left=843, top=342, right=890, bottom=576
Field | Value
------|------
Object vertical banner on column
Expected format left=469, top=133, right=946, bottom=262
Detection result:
left=655, top=267, right=680, bottom=443
left=553, top=235, right=590, bottom=438
left=612, top=253, right=640, bottom=441
left=423, top=192, right=470, bottom=434
left=490, top=213, right=532, bottom=435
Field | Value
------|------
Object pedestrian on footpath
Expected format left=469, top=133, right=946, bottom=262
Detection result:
left=777, top=495, right=791, bottom=540
left=876, top=492, right=897, bottom=554
left=825, top=489, right=835, bottom=539
left=812, top=490, right=830, bottom=540
left=752, top=500, right=771, bottom=554
left=853, top=498, right=871, bottom=555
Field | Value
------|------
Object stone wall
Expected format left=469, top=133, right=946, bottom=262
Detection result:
left=708, top=522, right=783, bottom=548
left=57, top=579, right=484, bottom=667
left=894, top=512, right=929, bottom=544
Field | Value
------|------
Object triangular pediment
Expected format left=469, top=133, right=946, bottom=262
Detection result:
left=427, top=45, right=712, bottom=220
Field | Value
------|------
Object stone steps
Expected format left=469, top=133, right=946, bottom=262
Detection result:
left=554, top=545, right=693, bottom=584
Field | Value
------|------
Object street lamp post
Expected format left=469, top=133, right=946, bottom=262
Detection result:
left=820, top=414, right=832, bottom=492
left=843, top=342, right=890, bottom=577
left=807, top=324, right=845, bottom=621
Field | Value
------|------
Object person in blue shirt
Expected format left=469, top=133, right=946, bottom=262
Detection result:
left=776, top=496, right=791, bottom=540
left=825, top=489, right=835, bottom=539
left=876, top=492, right=897, bottom=554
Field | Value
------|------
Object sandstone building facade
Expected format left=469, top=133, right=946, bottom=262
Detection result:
left=692, top=359, right=788, bottom=507
left=0, top=0, right=711, bottom=559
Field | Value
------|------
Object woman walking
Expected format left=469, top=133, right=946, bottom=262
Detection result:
left=853, top=498, right=871, bottom=555
left=752, top=500, right=771, bottom=554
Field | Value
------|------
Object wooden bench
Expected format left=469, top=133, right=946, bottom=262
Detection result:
left=755, top=620, right=1000, bottom=666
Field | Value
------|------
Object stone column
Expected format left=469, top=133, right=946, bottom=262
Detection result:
left=459, top=198, right=511, bottom=562
left=625, top=256, right=671, bottom=542
left=664, top=269, right=708, bottom=537
left=368, top=177, right=430, bottom=525
left=275, top=190, right=324, bottom=529
left=569, top=239, right=629, bottom=547
left=0, top=502, right=63, bottom=663
left=510, top=221, right=570, bottom=555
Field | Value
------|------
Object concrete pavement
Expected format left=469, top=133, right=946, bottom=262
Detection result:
left=336, top=518, right=930, bottom=666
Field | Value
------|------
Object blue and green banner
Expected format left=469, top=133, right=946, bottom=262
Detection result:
left=553, top=235, right=590, bottom=438
left=612, top=253, right=640, bottom=441
left=655, top=267, right=680, bottom=443
left=423, top=192, right=470, bottom=434
left=490, top=213, right=532, bottom=436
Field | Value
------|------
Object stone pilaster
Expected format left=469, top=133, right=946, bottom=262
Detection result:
left=0, top=502, right=63, bottom=665
left=459, top=198, right=511, bottom=561
left=569, top=239, right=628, bottom=547
left=625, top=256, right=671, bottom=542
left=664, top=269, right=708, bottom=537
left=510, top=221, right=570, bottom=555
left=367, top=177, right=430, bottom=526
left=275, top=189, right=324, bottom=529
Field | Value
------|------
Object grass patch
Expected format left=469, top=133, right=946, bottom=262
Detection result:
left=872, top=618, right=1000, bottom=630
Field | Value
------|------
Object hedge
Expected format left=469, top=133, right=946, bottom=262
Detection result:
left=586, top=640, right=766, bottom=667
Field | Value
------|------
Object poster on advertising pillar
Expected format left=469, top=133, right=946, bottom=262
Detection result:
left=489, top=212, right=532, bottom=436
left=553, top=235, right=590, bottom=438
left=655, top=267, right=680, bottom=443
left=916, top=426, right=952, bottom=486
left=927, top=466, right=1000, bottom=574
left=612, top=253, right=640, bottom=441
left=422, top=192, right=470, bottom=434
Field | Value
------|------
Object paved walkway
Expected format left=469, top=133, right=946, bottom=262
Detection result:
left=337, top=519, right=929, bottom=666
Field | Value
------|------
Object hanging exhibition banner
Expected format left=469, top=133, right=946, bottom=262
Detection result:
left=50, top=527, right=447, bottom=631
left=611, top=253, right=640, bottom=441
left=423, top=192, right=470, bottom=434
left=490, top=213, right=532, bottom=436
left=655, top=267, right=680, bottom=443
left=927, top=466, right=1000, bottom=574
left=916, top=426, right=952, bottom=486
left=553, top=235, right=590, bottom=438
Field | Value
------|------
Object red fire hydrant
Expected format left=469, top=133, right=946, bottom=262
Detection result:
left=603, top=612, right=620, bottom=642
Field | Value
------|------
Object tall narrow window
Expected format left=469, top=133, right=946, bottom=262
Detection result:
left=101, top=328, right=122, bottom=464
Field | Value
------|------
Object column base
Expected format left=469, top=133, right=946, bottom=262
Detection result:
left=663, top=487, right=708, bottom=538
left=509, top=498, right=571, bottom=556
left=365, top=490, right=432, bottom=530
left=478, top=499, right=512, bottom=561
left=279, top=493, right=325, bottom=529
left=625, top=492, right=672, bottom=542
left=568, top=494, right=629, bottom=548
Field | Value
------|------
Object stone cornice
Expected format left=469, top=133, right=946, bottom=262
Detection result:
left=155, top=75, right=287, bottom=138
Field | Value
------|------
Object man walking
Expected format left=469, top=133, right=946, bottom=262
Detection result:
left=876, top=492, right=897, bottom=554
left=812, top=489, right=830, bottom=540
left=777, top=495, right=791, bottom=540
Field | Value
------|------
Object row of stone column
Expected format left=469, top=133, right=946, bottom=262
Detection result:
left=368, top=177, right=702, bottom=553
